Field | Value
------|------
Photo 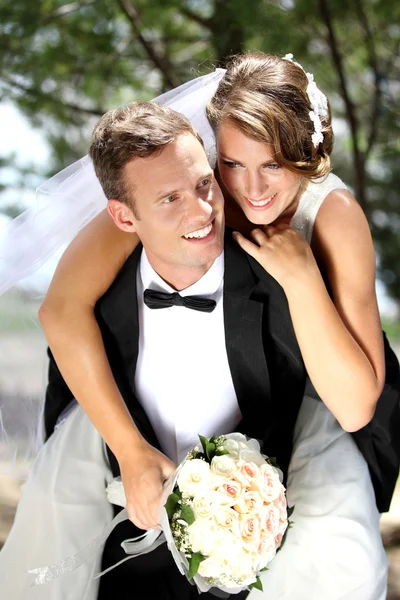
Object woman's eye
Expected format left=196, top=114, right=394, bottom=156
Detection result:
left=222, top=160, right=241, bottom=169
left=264, top=163, right=280, bottom=170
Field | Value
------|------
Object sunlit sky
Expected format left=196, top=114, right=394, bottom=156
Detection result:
left=0, top=100, right=398, bottom=317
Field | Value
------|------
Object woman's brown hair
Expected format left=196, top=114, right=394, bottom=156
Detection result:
left=206, top=53, right=333, bottom=180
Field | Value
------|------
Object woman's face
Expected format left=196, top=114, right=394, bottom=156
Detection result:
left=216, top=123, right=304, bottom=226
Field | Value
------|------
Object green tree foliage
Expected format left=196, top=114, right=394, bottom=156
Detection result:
left=0, top=0, right=399, bottom=305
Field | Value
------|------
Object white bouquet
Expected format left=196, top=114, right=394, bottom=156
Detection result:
left=163, top=433, right=293, bottom=594
left=27, top=432, right=292, bottom=595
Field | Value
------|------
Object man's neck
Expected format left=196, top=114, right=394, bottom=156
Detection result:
left=144, top=251, right=220, bottom=292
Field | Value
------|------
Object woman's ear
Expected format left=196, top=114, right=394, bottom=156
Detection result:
left=107, top=199, right=137, bottom=232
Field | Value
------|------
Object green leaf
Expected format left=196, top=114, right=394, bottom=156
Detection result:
left=164, top=492, right=180, bottom=519
left=248, top=576, right=263, bottom=591
left=198, top=435, right=209, bottom=456
left=214, top=449, right=230, bottom=456
left=267, top=456, right=279, bottom=468
left=260, top=567, right=269, bottom=572
left=180, top=503, right=195, bottom=526
left=188, top=552, right=207, bottom=579
left=287, top=505, right=295, bottom=518
left=205, top=441, right=216, bottom=461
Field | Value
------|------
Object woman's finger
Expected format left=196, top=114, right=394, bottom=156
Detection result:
left=232, top=231, right=261, bottom=259
left=249, top=228, right=268, bottom=245
left=263, top=225, right=279, bottom=237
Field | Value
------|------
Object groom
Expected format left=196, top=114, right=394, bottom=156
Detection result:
left=42, top=101, right=307, bottom=598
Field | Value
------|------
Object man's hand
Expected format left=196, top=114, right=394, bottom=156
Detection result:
left=118, top=441, right=176, bottom=531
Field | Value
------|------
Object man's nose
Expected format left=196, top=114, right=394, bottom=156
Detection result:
left=186, top=193, right=213, bottom=219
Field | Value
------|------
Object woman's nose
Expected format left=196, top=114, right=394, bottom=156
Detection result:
left=245, top=172, right=267, bottom=200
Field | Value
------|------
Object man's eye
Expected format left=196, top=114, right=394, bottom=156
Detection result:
left=163, top=195, right=176, bottom=204
left=199, top=178, right=211, bottom=187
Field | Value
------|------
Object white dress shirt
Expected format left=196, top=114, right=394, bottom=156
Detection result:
left=135, top=250, right=242, bottom=463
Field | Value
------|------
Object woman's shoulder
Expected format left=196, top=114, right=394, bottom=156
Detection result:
left=312, top=181, right=372, bottom=262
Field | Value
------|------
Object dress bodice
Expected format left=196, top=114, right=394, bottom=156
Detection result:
left=290, top=173, right=348, bottom=243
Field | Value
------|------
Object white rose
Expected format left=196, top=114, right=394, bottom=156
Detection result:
left=189, top=521, right=239, bottom=560
left=192, top=490, right=227, bottom=520
left=177, top=459, right=211, bottom=495
left=208, top=528, right=242, bottom=561
left=187, top=519, right=216, bottom=556
left=213, top=506, right=240, bottom=533
left=223, top=438, right=240, bottom=459
left=238, top=447, right=266, bottom=465
left=198, top=555, right=228, bottom=580
left=228, top=551, right=257, bottom=584
left=223, top=434, right=265, bottom=465
left=210, top=454, right=237, bottom=478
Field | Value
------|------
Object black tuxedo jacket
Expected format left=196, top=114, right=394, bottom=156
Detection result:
left=44, top=230, right=400, bottom=513
left=45, top=230, right=306, bottom=482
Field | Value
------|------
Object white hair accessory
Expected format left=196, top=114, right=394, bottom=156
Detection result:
left=283, top=53, right=329, bottom=147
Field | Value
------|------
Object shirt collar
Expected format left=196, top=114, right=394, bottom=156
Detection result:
left=140, top=249, right=224, bottom=298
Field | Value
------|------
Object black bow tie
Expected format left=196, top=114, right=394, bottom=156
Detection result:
left=143, top=289, right=216, bottom=313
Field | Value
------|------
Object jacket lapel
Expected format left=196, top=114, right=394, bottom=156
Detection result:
left=223, top=233, right=272, bottom=439
left=97, top=245, right=161, bottom=451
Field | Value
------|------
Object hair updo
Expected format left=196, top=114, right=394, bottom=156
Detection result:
left=206, top=53, right=333, bottom=180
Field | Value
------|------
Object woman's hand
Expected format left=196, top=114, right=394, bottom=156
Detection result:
left=232, top=224, right=319, bottom=290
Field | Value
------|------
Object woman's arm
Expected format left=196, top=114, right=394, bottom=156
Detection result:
left=39, top=209, right=175, bottom=529
left=233, top=190, right=385, bottom=433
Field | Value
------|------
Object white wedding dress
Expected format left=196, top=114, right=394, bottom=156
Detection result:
left=0, top=173, right=388, bottom=600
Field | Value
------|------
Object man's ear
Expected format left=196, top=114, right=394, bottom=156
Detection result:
left=107, top=199, right=137, bottom=232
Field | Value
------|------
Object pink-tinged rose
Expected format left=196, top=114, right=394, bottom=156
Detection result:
left=218, top=480, right=242, bottom=504
left=261, top=505, right=281, bottom=535
left=253, top=533, right=276, bottom=570
left=275, top=531, right=284, bottom=549
left=234, top=491, right=263, bottom=515
left=252, top=464, right=282, bottom=502
left=274, top=489, right=288, bottom=520
left=239, top=515, right=261, bottom=550
left=235, top=461, right=260, bottom=486
left=277, top=517, right=288, bottom=540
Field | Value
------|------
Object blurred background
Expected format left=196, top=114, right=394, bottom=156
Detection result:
left=0, top=0, right=399, bottom=596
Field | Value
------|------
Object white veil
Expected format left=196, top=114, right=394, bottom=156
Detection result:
left=0, top=68, right=226, bottom=295
left=0, top=68, right=226, bottom=474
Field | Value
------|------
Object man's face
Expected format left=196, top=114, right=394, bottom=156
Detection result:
left=117, top=133, right=225, bottom=288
